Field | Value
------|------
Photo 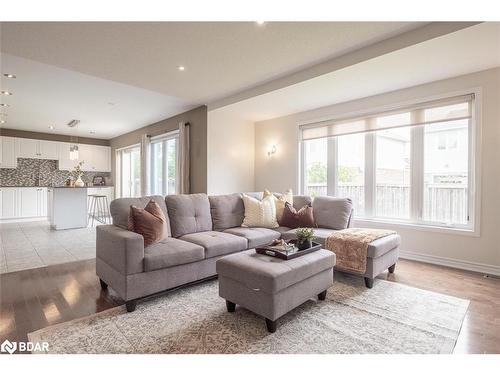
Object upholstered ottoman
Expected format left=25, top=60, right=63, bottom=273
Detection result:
left=361, top=233, right=400, bottom=288
left=216, top=249, right=335, bottom=332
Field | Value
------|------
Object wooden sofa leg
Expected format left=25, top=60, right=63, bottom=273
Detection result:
left=364, top=277, right=374, bottom=288
left=226, top=300, right=236, bottom=312
left=388, top=264, right=396, bottom=274
left=125, top=300, right=137, bottom=312
left=318, top=290, right=327, bottom=300
left=99, top=279, right=108, bottom=290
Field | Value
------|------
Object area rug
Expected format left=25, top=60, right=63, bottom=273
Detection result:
left=28, top=275, right=469, bottom=354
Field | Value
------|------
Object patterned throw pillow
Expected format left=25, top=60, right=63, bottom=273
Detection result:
left=128, top=200, right=169, bottom=247
left=241, top=193, right=279, bottom=228
left=263, top=188, right=293, bottom=222
left=279, top=202, right=316, bottom=229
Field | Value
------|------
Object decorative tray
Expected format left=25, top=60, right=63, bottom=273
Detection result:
left=255, top=240, right=322, bottom=260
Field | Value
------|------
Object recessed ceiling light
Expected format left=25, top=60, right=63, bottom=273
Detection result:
left=3, top=73, right=16, bottom=79
left=0, top=103, right=9, bottom=107
left=48, top=125, right=55, bottom=130
left=255, top=21, right=266, bottom=26
left=178, top=66, right=185, bottom=71
left=0, top=120, right=6, bottom=124
left=1, top=91, right=13, bottom=96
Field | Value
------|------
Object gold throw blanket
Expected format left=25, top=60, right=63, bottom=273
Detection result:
left=325, top=228, right=396, bottom=274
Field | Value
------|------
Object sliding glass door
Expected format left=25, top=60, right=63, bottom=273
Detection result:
left=150, top=133, right=178, bottom=196
left=116, top=145, right=141, bottom=198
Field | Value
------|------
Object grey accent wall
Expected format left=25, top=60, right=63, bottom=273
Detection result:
left=0, top=128, right=110, bottom=146
left=0, top=158, right=111, bottom=187
left=110, top=106, right=208, bottom=194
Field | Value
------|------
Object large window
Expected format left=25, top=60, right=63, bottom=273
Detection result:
left=300, top=94, right=475, bottom=230
left=150, top=132, right=178, bottom=196
left=116, top=145, right=141, bottom=198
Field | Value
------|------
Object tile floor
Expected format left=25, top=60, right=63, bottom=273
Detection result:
left=0, top=220, right=96, bottom=274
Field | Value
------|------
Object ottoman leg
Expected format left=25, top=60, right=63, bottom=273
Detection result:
left=265, top=318, right=277, bottom=333
left=318, top=290, right=327, bottom=300
left=364, top=277, right=374, bottom=289
left=388, top=264, right=396, bottom=274
left=125, top=300, right=137, bottom=312
left=226, top=300, right=236, bottom=312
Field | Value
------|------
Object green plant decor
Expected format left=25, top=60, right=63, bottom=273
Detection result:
left=71, top=161, right=85, bottom=179
left=295, top=227, right=315, bottom=245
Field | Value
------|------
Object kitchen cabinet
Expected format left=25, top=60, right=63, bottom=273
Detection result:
left=58, top=143, right=111, bottom=172
left=17, top=138, right=60, bottom=160
left=0, top=188, right=18, bottom=219
left=0, top=187, right=48, bottom=220
left=0, top=136, right=17, bottom=168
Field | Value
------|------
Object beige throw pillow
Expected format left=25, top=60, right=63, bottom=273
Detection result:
left=263, top=189, right=293, bottom=222
left=241, top=193, right=279, bottom=228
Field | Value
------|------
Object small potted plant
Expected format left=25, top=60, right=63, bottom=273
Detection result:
left=295, top=227, right=315, bottom=250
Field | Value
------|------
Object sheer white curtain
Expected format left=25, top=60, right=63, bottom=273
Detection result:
left=140, top=134, right=151, bottom=196
left=178, top=122, right=190, bottom=194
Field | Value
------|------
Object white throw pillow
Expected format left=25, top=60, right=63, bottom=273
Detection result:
left=241, top=193, right=279, bottom=228
left=264, top=189, right=293, bottom=222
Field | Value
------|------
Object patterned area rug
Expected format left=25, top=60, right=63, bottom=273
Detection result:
left=28, top=275, right=469, bottom=354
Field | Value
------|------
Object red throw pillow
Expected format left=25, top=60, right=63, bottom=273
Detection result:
left=279, top=202, right=316, bottom=229
left=128, top=200, right=168, bottom=247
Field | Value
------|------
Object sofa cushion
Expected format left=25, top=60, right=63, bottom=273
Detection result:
left=281, top=228, right=400, bottom=258
left=180, top=231, right=247, bottom=259
left=128, top=200, right=169, bottom=247
left=292, top=195, right=313, bottom=211
left=223, top=227, right=281, bottom=248
left=209, top=193, right=245, bottom=231
left=165, top=194, right=212, bottom=238
left=110, top=196, right=170, bottom=235
left=367, top=234, right=401, bottom=258
left=264, top=189, right=293, bottom=222
left=144, top=238, right=204, bottom=272
left=241, top=193, right=279, bottom=228
left=313, top=197, right=353, bottom=230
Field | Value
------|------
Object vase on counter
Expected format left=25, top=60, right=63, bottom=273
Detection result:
left=74, top=175, right=84, bottom=187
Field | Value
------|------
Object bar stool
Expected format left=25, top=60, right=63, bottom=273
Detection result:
left=88, top=194, right=111, bottom=227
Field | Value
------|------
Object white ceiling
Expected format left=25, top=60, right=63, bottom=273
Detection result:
left=1, top=22, right=425, bottom=103
left=0, top=54, right=195, bottom=138
left=213, top=22, right=500, bottom=122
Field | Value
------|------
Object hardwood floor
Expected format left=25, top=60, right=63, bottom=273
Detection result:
left=0, top=258, right=499, bottom=353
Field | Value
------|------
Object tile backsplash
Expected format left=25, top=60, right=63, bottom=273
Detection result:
left=0, top=158, right=112, bottom=187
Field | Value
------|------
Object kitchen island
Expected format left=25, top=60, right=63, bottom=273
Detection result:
left=47, top=187, right=88, bottom=230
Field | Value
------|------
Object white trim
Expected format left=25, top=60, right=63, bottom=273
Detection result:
left=115, top=143, right=141, bottom=152
left=150, top=129, right=179, bottom=143
left=353, top=217, right=479, bottom=237
left=0, top=217, right=48, bottom=223
left=400, top=250, right=500, bottom=277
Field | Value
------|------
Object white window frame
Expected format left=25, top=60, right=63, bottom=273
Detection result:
left=149, top=130, right=180, bottom=196
left=298, top=88, right=482, bottom=237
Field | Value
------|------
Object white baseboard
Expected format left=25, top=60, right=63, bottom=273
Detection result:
left=399, top=250, right=500, bottom=276
left=0, top=217, right=48, bottom=224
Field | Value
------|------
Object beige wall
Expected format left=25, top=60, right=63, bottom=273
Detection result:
left=110, top=106, right=208, bottom=193
left=207, top=108, right=255, bottom=194
left=255, top=68, right=500, bottom=272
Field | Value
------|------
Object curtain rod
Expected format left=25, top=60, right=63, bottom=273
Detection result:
left=145, top=122, right=190, bottom=138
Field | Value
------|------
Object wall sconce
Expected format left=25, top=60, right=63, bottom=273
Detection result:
left=267, top=145, right=277, bottom=157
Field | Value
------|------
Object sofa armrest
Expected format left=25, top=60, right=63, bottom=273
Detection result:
left=96, top=225, right=145, bottom=275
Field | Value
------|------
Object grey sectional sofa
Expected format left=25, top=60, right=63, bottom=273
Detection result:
left=96, top=192, right=399, bottom=311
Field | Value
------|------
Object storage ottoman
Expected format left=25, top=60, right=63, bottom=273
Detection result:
left=216, top=249, right=336, bottom=332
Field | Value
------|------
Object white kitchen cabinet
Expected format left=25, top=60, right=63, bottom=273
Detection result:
left=0, top=188, right=18, bottom=219
left=0, top=136, right=18, bottom=168
left=57, top=142, right=79, bottom=171
left=17, top=138, right=60, bottom=160
left=58, top=143, right=111, bottom=172
left=17, top=138, right=40, bottom=159
left=18, top=188, right=39, bottom=218
left=37, top=188, right=47, bottom=217
left=38, top=140, right=59, bottom=159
